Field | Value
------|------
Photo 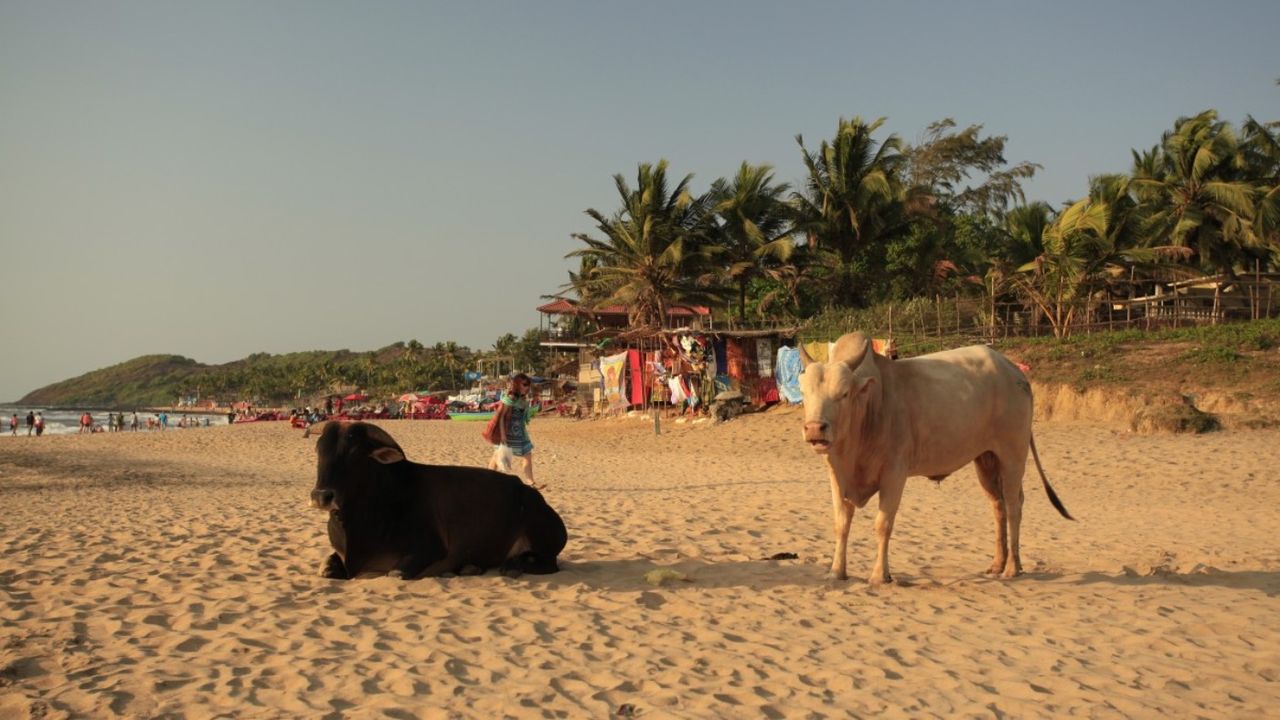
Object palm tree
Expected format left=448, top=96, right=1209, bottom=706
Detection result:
left=1001, top=202, right=1055, bottom=267
left=792, top=116, right=915, bottom=307
left=1130, top=110, right=1259, bottom=276
left=432, top=342, right=466, bottom=390
left=566, top=161, right=719, bottom=328
left=1013, top=198, right=1182, bottom=337
left=1242, top=115, right=1280, bottom=251
left=708, top=162, right=795, bottom=323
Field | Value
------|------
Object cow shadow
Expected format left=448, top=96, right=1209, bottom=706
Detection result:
left=538, top=562, right=1280, bottom=596
left=572, top=479, right=810, bottom=494
left=542, top=557, right=823, bottom=592
left=1056, top=568, right=1280, bottom=597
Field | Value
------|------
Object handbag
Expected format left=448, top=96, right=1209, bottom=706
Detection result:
left=481, top=412, right=501, bottom=445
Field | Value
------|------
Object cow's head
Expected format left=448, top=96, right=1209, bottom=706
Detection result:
left=798, top=332, right=879, bottom=454
left=310, top=421, right=406, bottom=511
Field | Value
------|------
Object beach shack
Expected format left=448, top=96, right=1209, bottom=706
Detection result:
left=1113, top=273, right=1280, bottom=327
left=536, top=298, right=798, bottom=415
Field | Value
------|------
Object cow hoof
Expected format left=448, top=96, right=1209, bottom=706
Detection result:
left=501, top=567, right=524, bottom=579
left=387, top=569, right=405, bottom=580
left=1002, top=567, right=1024, bottom=579
left=320, top=557, right=346, bottom=579
left=459, top=565, right=485, bottom=577
left=824, top=571, right=848, bottom=585
left=868, top=574, right=894, bottom=586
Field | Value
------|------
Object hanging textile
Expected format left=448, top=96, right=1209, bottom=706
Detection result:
left=712, top=338, right=728, bottom=376
left=628, top=350, right=645, bottom=406
left=803, top=341, right=829, bottom=363
left=775, top=345, right=804, bottom=404
left=756, top=338, right=774, bottom=376
left=668, top=377, right=688, bottom=405
left=757, top=377, right=780, bottom=404
left=600, top=352, right=629, bottom=409
left=725, top=338, right=748, bottom=379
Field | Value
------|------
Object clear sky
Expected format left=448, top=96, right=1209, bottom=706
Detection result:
left=2, top=1, right=1277, bottom=401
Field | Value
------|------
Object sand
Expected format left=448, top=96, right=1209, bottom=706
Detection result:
left=2, top=409, right=1278, bottom=718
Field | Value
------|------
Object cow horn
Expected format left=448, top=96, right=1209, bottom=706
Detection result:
left=832, top=332, right=870, bottom=369
left=798, top=342, right=815, bottom=369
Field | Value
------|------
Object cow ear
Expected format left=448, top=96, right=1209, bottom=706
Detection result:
left=369, top=447, right=405, bottom=464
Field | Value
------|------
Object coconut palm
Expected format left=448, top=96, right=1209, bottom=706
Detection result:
left=1130, top=110, right=1259, bottom=275
left=1013, top=198, right=1185, bottom=337
left=1242, top=115, right=1280, bottom=251
left=792, top=116, right=915, bottom=307
left=431, top=341, right=466, bottom=390
left=708, top=162, right=796, bottom=323
left=566, top=161, right=719, bottom=328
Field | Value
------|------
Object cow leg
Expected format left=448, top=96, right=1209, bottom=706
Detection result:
left=869, top=475, right=905, bottom=585
left=418, top=555, right=466, bottom=578
left=999, top=450, right=1028, bottom=578
left=389, top=552, right=440, bottom=580
left=827, top=469, right=854, bottom=581
left=974, top=451, right=1008, bottom=575
left=320, top=552, right=349, bottom=579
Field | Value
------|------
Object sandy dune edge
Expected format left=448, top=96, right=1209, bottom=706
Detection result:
left=2, top=411, right=1278, bottom=717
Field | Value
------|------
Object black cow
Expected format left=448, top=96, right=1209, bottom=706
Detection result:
left=309, top=421, right=567, bottom=579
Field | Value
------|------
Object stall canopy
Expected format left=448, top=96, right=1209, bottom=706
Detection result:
left=343, top=393, right=369, bottom=402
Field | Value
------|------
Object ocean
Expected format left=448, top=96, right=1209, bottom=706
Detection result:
left=0, top=405, right=231, bottom=436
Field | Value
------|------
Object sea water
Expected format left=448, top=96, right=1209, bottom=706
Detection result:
left=0, top=405, right=230, bottom=436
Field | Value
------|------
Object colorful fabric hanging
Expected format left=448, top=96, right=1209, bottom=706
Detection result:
left=600, top=352, right=629, bottom=409
left=628, top=350, right=645, bottom=406
left=775, top=345, right=804, bottom=404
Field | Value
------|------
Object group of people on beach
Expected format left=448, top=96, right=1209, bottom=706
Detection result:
left=83, top=412, right=139, bottom=433
left=7, top=409, right=215, bottom=436
left=10, top=411, right=44, bottom=436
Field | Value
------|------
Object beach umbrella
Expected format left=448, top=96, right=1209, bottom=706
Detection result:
left=343, top=392, right=368, bottom=402
left=399, top=393, right=420, bottom=403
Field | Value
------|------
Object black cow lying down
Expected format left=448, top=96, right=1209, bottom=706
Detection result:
left=309, top=421, right=567, bottom=579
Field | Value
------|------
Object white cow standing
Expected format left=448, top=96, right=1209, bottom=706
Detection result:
left=799, top=332, right=1072, bottom=583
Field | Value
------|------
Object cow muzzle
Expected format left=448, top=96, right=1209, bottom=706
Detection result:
left=310, top=488, right=338, bottom=511
left=803, top=421, right=831, bottom=453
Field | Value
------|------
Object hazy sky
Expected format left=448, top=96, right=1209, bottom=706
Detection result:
left=2, top=1, right=1277, bottom=401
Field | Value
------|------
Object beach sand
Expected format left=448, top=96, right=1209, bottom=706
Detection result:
left=2, top=410, right=1278, bottom=717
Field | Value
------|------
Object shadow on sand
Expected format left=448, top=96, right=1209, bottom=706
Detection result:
left=1065, top=568, right=1280, bottom=597
left=543, top=557, right=824, bottom=592
left=537, top=560, right=1280, bottom=596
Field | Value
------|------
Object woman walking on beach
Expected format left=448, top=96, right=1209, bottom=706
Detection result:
left=489, top=373, right=540, bottom=489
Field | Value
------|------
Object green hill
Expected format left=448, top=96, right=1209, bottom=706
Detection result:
left=18, top=355, right=210, bottom=408
left=16, top=343, right=478, bottom=409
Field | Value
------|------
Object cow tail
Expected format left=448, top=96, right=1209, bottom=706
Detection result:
left=1030, top=433, right=1073, bottom=520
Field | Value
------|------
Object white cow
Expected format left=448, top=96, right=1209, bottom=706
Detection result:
left=799, top=332, right=1072, bottom=583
